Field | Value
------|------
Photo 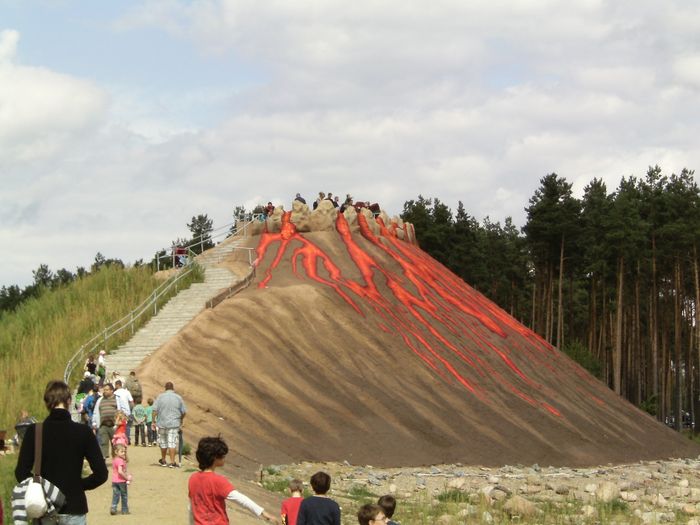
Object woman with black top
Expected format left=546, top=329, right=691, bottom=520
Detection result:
left=15, top=380, right=108, bottom=524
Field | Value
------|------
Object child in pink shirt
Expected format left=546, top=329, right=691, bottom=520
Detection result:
left=111, top=444, right=132, bottom=515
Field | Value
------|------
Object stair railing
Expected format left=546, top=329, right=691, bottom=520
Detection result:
left=65, top=215, right=262, bottom=386
left=63, top=251, right=201, bottom=386
left=155, top=213, right=265, bottom=270
left=63, top=214, right=261, bottom=385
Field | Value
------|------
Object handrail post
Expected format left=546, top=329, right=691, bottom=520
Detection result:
left=130, top=312, right=134, bottom=335
left=153, top=291, right=157, bottom=315
left=103, top=329, right=107, bottom=351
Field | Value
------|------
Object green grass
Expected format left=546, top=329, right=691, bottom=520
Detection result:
left=384, top=494, right=642, bottom=525
left=261, top=472, right=314, bottom=498
left=436, top=488, right=472, bottom=503
left=0, top=457, right=14, bottom=524
left=347, top=484, right=376, bottom=500
left=0, top=263, right=203, bottom=522
left=262, top=478, right=292, bottom=493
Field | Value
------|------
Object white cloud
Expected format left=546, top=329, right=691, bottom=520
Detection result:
left=0, top=29, right=19, bottom=63
left=672, top=54, right=700, bottom=89
left=3, top=3, right=700, bottom=287
left=0, top=31, right=108, bottom=165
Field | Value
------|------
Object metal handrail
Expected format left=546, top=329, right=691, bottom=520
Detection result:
left=198, top=246, right=257, bottom=266
left=64, top=216, right=261, bottom=385
left=155, top=213, right=265, bottom=269
left=205, top=264, right=256, bottom=309
left=63, top=258, right=200, bottom=385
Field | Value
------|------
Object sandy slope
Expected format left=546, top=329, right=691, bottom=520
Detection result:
left=137, top=215, right=699, bottom=469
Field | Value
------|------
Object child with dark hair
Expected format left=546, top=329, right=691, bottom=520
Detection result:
left=281, top=478, right=304, bottom=525
left=357, top=503, right=387, bottom=525
left=377, top=495, right=398, bottom=525
left=188, top=436, right=278, bottom=524
left=296, top=471, right=341, bottom=525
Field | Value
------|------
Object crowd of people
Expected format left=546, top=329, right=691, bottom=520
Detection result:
left=12, top=348, right=402, bottom=524
left=260, top=192, right=382, bottom=218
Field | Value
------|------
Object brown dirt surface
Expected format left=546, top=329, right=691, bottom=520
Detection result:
left=86, top=444, right=281, bottom=524
left=137, top=211, right=700, bottom=471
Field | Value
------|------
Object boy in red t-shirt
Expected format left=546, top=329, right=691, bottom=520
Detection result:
left=280, top=478, right=304, bottom=525
left=188, top=436, right=278, bottom=525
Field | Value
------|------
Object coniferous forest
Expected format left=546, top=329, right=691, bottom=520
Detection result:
left=401, top=166, right=700, bottom=431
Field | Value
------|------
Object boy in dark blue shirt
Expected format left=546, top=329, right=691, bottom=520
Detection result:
left=296, top=471, right=340, bottom=525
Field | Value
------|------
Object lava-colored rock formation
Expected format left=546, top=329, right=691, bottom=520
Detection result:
left=139, top=202, right=699, bottom=468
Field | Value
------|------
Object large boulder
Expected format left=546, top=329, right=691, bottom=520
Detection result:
left=290, top=200, right=311, bottom=232
left=309, top=200, right=338, bottom=231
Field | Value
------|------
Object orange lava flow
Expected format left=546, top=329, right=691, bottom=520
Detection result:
left=253, top=211, right=603, bottom=416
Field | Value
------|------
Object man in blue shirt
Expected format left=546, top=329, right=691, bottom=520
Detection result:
left=152, top=381, right=187, bottom=468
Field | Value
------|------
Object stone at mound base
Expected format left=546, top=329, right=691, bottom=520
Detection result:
left=309, top=200, right=338, bottom=231
left=503, top=495, right=537, bottom=517
left=596, top=481, right=620, bottom=502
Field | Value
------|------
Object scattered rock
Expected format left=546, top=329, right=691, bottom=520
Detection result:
left=503, top=495, right=537, bottom=517
left=596, top=481, right=620, bottom=502
left=620, top=490, right=638, bottom=502
left=480, top=485, right=494, bottom=497
left=261, top=457, right=700, bottom=523
left=491, top=487, right=509, bottom=501
left=447, top=478, right=466, bottom=490
left=581, top=505, right=596, bottom=518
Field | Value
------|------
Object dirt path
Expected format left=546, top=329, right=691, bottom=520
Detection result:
left=86, top=444, right=282, bottom=524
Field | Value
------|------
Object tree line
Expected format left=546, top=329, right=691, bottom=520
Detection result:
left=0, top=213, right=218, bottom=313
left=401, top=166, right=700, bottom=430
left=0, top=253, right=128, bottom=314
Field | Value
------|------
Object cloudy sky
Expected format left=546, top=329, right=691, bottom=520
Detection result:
left=2, top=1, right=699, bottom=287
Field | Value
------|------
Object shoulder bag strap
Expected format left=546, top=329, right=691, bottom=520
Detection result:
left=33, top=422, right=43, bottom=479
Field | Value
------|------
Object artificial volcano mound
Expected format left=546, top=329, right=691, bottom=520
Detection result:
left=140, top=203, right=699, bottom=467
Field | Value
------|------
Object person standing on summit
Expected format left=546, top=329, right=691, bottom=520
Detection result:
left=152, top=381, right=186, bottom=468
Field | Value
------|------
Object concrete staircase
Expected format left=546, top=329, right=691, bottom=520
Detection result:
left=106, top=241, right=246, bottom=375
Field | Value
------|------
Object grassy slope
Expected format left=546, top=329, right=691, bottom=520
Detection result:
left=0, top=265, right=201, bottom=522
